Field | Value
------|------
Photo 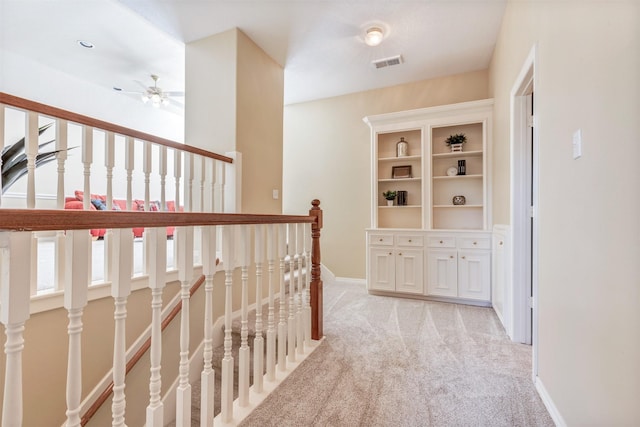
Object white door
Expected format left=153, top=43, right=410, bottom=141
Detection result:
left=395, top=249, right=423, bottom=294
left=427, top=249, right=457, bottom=297
left=369, top=248, right=395, bottom=291
left=458, top=250, right=491, bottom=301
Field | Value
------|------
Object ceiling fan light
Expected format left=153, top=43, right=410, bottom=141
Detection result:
left=151, top=93, right=161, bottom=103
left=141, top=94, right=149, bottom=103
left=365, top=27, right=384, bottom=46
left=161, top=97, right=170, bottom=106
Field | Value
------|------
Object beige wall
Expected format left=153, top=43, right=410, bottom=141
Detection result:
left=236, top=30, right=284, bottom=214
left=186, top=28, right=284, bottom=214
left=185, top=29, right=238, bottom=154
left=283, top=70, right=489, bottom=278
left=489, top=1, right=640, bottom=424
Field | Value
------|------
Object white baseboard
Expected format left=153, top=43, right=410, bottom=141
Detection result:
left=535, top=376, right=566, bottom=427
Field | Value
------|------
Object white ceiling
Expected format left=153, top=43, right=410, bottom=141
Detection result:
left=1, top=0, right=506, bottom=107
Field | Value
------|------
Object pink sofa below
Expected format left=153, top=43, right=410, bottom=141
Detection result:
left=64, top=191, right=179, bottom=239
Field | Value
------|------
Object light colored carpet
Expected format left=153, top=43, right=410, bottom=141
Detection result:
left=238, top=280, right=554, bottom=427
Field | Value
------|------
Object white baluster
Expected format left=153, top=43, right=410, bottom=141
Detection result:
left=253, top=224, right=265, bottom=393
left=277, top=224, right=287, bottom=371
left=159, top=146, right=167, bottom=211
left=184, top=152, right=193, bottom=213
left=265, top=224, right=277, bottom=381
left=25, top=111, right=38, bottom=209
left=296, top=223, right=305, bottom=354
left=54, top=120, right=68, bottom=291
left=146, top=228, right=166, bottom=427
left=199, top=156, right=206, bottom=212
left=200, top=226, right=217, bottom=426
left=105, top=132, right=115, bottom=210
left=26, top=114, right=38, bottom=296
left=174, top=149, right=182, bottom=212
left=287, top=223, right=296, bottom=363
left=214, top=160, right=225, bottom=213
left=104, top=132, right=115, bottom=283
left=143, top=141, right=152, bottom=276
left=143, top=141, right=152, bottom=210
left=81, top=126, right=93, bottom=210
left=304, top=223, right=312, bottom=345
left=176, top=226, right=194, bottom=426
left=205, top=158, right=215, bottom=214
left=56, top=119, right=69, bottom=209
left=110, top=229, right=133, bottom=427
left=125, top=137, right=134, bottom=211
left=64, top=230, right=90, bottom=427
left=0, top=232, right=31, bottom=426
left=173, top=150, right=182, bottom=268
left=220, top=225, right=235, bottom=423
left=239, top=225, right=251, bottom=407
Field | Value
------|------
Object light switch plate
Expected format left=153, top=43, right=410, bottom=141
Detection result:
left=272, top=189, right=279, bottom=200
left=572, top=129, right=582, bottom=159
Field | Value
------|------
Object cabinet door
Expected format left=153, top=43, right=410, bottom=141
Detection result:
left=395, top=249, right=424, bottom=294
left=368, top=248, right=395, bottom=292
left=458, top=250, right=491, bottom=301
left=427, top=249, right=457, bottom=297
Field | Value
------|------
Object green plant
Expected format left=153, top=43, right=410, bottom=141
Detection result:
left=382, top=190, right=397, bottom=200
left=2, top=123, right=69, bottom=194
left=444, top=133, right=467, bottom=146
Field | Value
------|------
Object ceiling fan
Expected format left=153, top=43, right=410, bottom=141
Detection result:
left=114, top=74, right=184, bottom=108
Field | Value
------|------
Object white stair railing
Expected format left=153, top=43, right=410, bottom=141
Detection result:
left=0, top=94, right=237, bottom=297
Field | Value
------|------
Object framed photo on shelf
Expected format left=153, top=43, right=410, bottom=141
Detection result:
left=392, top=165, right=412, bottom=179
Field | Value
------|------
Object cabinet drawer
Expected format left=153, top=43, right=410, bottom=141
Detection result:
left=369, top=234, right=393, bottom=246
left=427, top=236, right=456, bottom=248
left=457, top=237, right=491, bottom=250
left=396, top=235, right=423, bottom=247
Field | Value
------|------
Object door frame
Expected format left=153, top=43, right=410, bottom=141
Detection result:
left=510, top=44, right=539, bottom=378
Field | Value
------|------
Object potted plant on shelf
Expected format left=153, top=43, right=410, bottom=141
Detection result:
left=444, top=133, right=467, bottom=153
left=383, top=190, right=397, bottom=206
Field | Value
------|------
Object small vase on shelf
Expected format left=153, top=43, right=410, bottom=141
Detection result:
left=396, top=137, right=408, bottom=157
left=386, top=200, right=394, bottom=206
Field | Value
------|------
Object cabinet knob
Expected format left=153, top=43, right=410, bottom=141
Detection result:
left=473, top=241, right=477, bottom=245
left=379, top=238, right=383, bottom=242
left=449, top=255, right=454, bottom=259
left=439, top=240, right=443, bottom=244
left=499, top=241, right=504, bottom=246
left=408, top=239, right=412, bottom=242
left=398, top=252, right=403, bottom=256
left=461, top=256, right=466, bottom=260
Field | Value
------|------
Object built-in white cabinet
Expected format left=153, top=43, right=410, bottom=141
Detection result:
left=364, top=100, right=493, bottom=306
left=427, top=233, right=491, bottom=301
left=368, top=231, right=424, bottom=295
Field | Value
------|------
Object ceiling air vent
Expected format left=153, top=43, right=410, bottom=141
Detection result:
left=372, top=55, right=404, bottom=69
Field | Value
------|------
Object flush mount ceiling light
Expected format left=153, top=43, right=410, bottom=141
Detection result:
left=364, top=27, right=384, bottom=47
left=77, top=40, right=94, bottom=49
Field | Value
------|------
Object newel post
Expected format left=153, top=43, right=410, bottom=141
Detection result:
left=309, top=199, right=323, bottom=340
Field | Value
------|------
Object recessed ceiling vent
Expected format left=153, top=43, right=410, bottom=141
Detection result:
left=372, top=55, right=403, bottom=69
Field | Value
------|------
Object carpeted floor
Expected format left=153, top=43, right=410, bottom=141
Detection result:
left=238, top=280, right=554, bottom=427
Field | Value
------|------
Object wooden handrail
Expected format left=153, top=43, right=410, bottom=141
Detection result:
left=80, top=274, right=209, bottom=426
left=0, top=209, right=315, bottom=232
left=0, top=92, right=233, bottom=164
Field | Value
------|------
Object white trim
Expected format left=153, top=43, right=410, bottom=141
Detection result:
left=510, top=44, right=539, bottom=377
left=535, top=377, right=567, bottom=427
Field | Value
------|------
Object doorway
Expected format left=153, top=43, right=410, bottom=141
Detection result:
left=511, top=45, right=538, bottom=378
